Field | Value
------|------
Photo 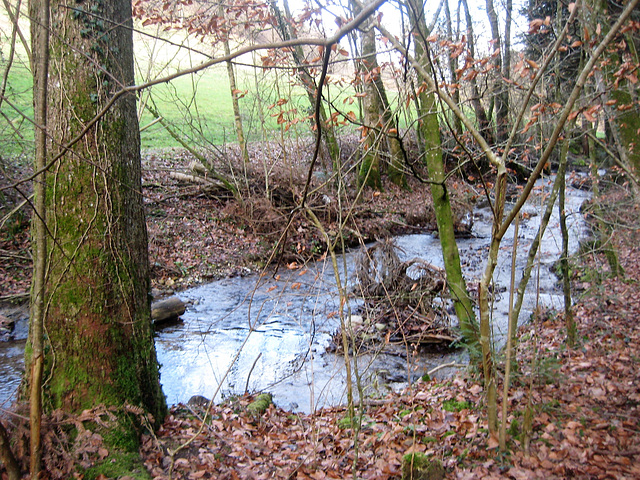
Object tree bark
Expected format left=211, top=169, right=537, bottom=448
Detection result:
left=485, top=0, right=509, bottom=143
left=24, top=0, right=166, bottom=422
left=589, top=0, right=640, bottom=180
left=460, top=0, right=494, bottom=149
left=406, top=0, right=479, bottom=354
left=219, top=4, right=249, bottom=164
left=358, top=14, right=385, bottom=189
left=28, top=0, right=49, bottom=474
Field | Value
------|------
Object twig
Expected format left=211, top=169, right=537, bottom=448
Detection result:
left=426, top=361, right=466, bottom=376
left=244, top=352, right=262, bottom=394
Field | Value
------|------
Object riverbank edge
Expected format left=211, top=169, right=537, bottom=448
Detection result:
left=134, top=183, right=639, bottom=478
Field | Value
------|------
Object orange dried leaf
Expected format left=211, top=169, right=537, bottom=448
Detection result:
left=582, top=110, right=596, bottom=122
left=521, top=118, right=535, bottom=134
left=525, top=59, right=539, bottom=69
left=528, top=18, right=544, bottom=34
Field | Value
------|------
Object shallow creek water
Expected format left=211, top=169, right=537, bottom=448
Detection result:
left=0, top=175, right=590, bottom=413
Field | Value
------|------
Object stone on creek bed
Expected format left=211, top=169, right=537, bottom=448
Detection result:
left=151, top=296, right=186, bottom=325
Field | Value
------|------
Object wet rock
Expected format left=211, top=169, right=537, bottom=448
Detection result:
left=0, top=315, right=15, bottom=340
left=187, top=395, right=210, bottom=406
left=152, top=296, right=186, bottom=324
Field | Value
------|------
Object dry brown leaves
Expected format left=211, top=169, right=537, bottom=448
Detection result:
left=141, top=378, right=490, bottom=480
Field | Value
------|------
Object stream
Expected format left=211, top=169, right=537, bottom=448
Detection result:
left=0, top=175, right=590, bottom=413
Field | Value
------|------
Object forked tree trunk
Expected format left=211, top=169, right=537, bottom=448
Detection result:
left=354, top=0, right=405, bottom=188
left=358, top=15, right=384, bottom=189
left=24, top=0, right=166, bottom=421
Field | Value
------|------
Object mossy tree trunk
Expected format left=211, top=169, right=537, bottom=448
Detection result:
left=589, top=0, right=640, bottom=182
left=406, top=0, right=479, bottom=354
left=24, top=0, right=166, bottom=422
left=358, top=16, right=384, bottom=190
left=356, top=0, right=405, bottom=188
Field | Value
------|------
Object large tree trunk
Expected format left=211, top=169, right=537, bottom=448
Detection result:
left=590, top=0, right=640, bottom=181
left=24, top=0, right=166, bottom=421
left=406, top=0, right=479, bottom=353
left=357, top=8, right=385, bottom=189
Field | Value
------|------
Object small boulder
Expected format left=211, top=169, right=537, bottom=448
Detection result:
left=0, top=314, right=15, bottom=339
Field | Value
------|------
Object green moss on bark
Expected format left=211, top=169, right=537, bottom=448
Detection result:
left=25, top=0, right=166, bottom=428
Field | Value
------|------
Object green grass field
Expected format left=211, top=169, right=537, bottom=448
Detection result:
left=136, top=64, right=334, bottom=149
left=1, top=22, right=410, bottom=155
left=0, top=55, right=362, bottom=153
left=0, top=58, right=34, bottom=158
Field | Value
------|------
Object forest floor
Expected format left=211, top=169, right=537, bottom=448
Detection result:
left=1, top=144, right=639, bottom=478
